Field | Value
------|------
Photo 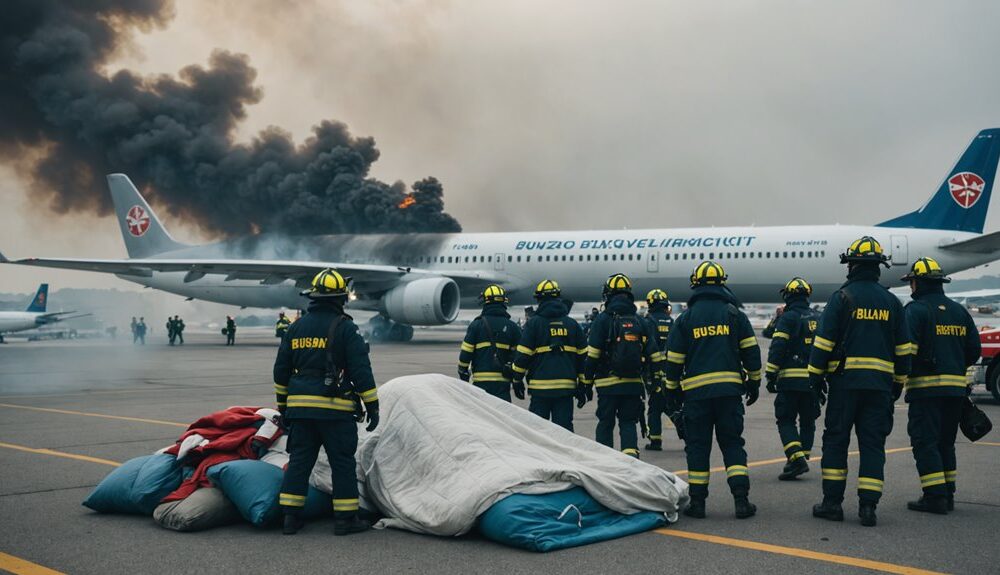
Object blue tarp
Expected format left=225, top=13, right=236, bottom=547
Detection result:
left=478, top=487, right=667, bottom=552
left=83, top=454, right=184, bottom=515
left=206, top=460, right=282, bottom=527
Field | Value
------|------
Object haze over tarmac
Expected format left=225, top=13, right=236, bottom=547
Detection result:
left=3, top=1, right=1000, bottom=291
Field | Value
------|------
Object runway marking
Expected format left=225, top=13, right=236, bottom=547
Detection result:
left=0, top=403, right=187, bottom=428
left=0, top=441, right=121, bottom=467
left=672, top=446, right=912, bottom=476
left=971, top=441, right=1000, bottom=447
left=0, top=552, right=66, bottom=575
left=654, top=529, right=948, bottom=575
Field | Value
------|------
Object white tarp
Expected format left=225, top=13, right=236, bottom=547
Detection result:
left=356, top=374, right=689, bottom=536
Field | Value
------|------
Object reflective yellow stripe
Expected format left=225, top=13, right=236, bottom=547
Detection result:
left=944, top=470, right=957, bottom=482
left=359, top=387, right=378, bottom=402
left=910, top=343, right=920, bottom=355
left=274, top=384, right=288, bottom=394
left=533, top=345, right=580, bottom=354
left=778, top=368, right=809, bottom=379
left=893, top=374, right=907, bottom=385
left=667, top=351, right=686, bottom=364
left=857, top=477, right=883, bottom=492
left=746, top=370, right=761, bottom=381
left=458, top=361, right=470, bottom=368
left=279, top=493, right=306, bottom=507
left=906, top=374, right=968, bottom=389
left=783, top=441, right=802, bottom=451
left=622, top=448, right=639, bottom=456
left=461, top=341, right=475, bottom=352
left=821, top=468, right=847, bottom=480
left=813, top=336, right=835, bottom=352
left=475, top=341, right=512, bottom=350
left=919, top=471, right=946, bottom=487
left=680, top=371, right=742, bottom=391
left=527, top=379, right=577, bottom=390
left=726, top=465, right=749, bottom=477
left=586, top=345, right=603, bottom=359
left=516, top=345, right=535, bottom=356
left=894, top=343, right=912, bottom=356
left=772, top=331, right=790, bottom=340
left=650, top=351, right=666, bottom=362
left=665, top=379, right=680, bottom=390
left=594, top=376, right=644, bottom=388
left=789, top=451, right=807, bottom=461
left=512, top=364, right=528, bottom=374
left=687, top=470, right=710, bottom=485
left=807, top=364, right=825, bottom=375
left=739, top=336, right=757, bottom=349
left=333, top=498, right=359, bottom=511
left=472, top=372, right=508, bottom=383
left=286, top=395, right=356, bottom=412
left=276, top=401, right=286, bottom=407
left=765, top=362, right=780, bottom=374
left=842, top=356, right=894, bottom=374
left=827, top=360, right=841, bottom=371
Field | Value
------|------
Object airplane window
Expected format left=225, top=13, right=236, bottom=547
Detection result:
left=791, top=252, right=796, bottom=258
left=822, top=251, right=826, bottom=257
left=604, top=254, right=609, bottom=261
left=674, top=254, right=679, bottom=260
left=507, top=256, right=512, bottom=263
left=465, top=256, right=469, bottom=263
left=782, top=252, right=788, bottom=258
left=527, top=256, right=532, bottom=262
left=627, top=254, right=632, bottom=261
left=516, top=255, right=522, bottom=262
left=562, top=255, right=567, bottom=262
left=749, top=252, right=754, bottom=259
left=488, top=255, right=493, bottom=262
left=800, top=251, right=805, bottom=258
left=699, top=253, right=704, bottom=260
left=612, top=254, right=617, bottom=261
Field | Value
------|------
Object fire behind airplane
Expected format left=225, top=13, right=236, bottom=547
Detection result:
left=4, top=129, right=1000, bottom=341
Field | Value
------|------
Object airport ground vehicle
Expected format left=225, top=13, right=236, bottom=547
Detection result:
left=970, top=327, right=1000, bottom=402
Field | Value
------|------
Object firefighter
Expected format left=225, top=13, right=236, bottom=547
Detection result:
left=902, top=257, right=980, bottom=514
left=664, top=261, right=760, bottom=519
left=224, top=316, right=236, bottom=345
left=808, top=237, right=910, bottom=527
left=274, top=269, right=379, bottom=536
left=765, top=278, right=821, bottom=480
left=511, top=280, right=587, bottom=431
left=275, top=312, right=291, bottom=340
left=458, top=285, right=522, bottom=401
left=643, top=289, right=674, bottom=451
left=584, top=274, right=665, bottom=458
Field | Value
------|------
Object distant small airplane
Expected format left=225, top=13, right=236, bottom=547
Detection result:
left=0, top=284, right=88, bottom=343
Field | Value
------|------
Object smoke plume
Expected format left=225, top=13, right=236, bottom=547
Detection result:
left=0, top=0, right=461, bottom=236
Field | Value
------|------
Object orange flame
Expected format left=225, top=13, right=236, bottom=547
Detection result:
left=398, top=196, right=416, bottom=209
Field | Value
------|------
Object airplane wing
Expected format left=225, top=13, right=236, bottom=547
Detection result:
left=36, top=312, right=92, bottom=324
left=940, top=231, right=1000, bottom=254
left=4, top=256, right=503, bottom=295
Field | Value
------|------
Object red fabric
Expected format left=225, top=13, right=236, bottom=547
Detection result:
left=161, top=406, right=282, bottom=502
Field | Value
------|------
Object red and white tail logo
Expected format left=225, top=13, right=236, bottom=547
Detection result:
left=126, top=205, right=151, bottom=237
left=948, top=172, right=985, bottom=209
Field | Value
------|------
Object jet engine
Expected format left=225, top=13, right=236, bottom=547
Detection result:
left=381, top=277, right=461, bottom=326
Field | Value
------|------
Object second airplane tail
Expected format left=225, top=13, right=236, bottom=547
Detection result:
left=25, top=283, right=48, bottom=313
left=878, top=128, right=1000, bottom=234
left=108, top=174, right=187, bottom=259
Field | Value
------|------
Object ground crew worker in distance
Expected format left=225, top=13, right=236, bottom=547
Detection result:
left=765, top=278, right=821, bottom=480
left=584, top=274, right=665, bottom=458
left=275, top=312, right=291, bottom=340
left=901, top=257, right=980, bottom=514
left=511, top=280, right=587, bottom=431
left=809, top=236, right=909, bottom=527
left=458, top=285, right=522, bottom=401
left=274, top=269, right=379, bottom=536
left=664, top=261, right=761, bottom=519
left=643, top=289, right=674, bottom=451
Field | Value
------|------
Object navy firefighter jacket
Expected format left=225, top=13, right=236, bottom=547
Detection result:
left=584, top=294, right=664, bottom=395
left=273, top=300, right=378, bottom=420
left=904, top=285, right=980, bottom=401
left=458, top=303, right=522, bottom=383
left=765, top=296, right=820, bottom=392
left=664, top=285, right=762, bottom=401
left=511, top=298, right=586, bottom=397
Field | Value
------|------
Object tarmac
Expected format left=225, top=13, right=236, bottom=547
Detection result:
left=0, top=328, right=997, bottom=575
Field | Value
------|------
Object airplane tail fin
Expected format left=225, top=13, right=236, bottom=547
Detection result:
left=25, top=283, right=48, bottom=313
left=107, top=174, right=187, bottom=258
left=877, top=128, right=1000, bottom=233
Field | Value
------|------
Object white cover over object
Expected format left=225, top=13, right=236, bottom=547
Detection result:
left=358, top=374, right=689, bottom=536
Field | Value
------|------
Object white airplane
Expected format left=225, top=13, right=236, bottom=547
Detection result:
left=4, top=129, right=1000, bottom=341
left=0, top=284, right=85, bottom=343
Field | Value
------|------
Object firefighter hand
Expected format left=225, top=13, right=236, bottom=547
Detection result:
left=365, top=409, right=380, bottom=432
left=512, top=380, right=526, bottom=400
left=745, top=385, right=759, bottom=406
left=811, top=376, right=827, bottom=407
left=765, top=373, right=778, bottom=394
left=457, top=367, right=470, bottom=382
left=584, top=383, right=593, bottom=402
left=665, top=388, right=683, bottom=413
left=575, top=384, right=588, bottom=408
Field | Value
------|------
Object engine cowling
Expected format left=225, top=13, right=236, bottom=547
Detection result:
left=381, top=277, right=461, bottom=326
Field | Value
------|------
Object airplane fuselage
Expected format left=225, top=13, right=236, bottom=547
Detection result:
left=117, top=224, right=989, bottom=310
left=0, top=312, right=45, bottom=334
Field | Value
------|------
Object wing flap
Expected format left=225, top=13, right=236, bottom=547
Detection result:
left=940, top=231, right=1000, bottom=254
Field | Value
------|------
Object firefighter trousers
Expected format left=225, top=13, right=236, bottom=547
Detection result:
left=279, top=418, right=359, bottom=517
left=682, top=395, right=749, bottom=500
left=474, top=381, right=512, bottom=402
left=529, top=395, right=574, bottom=431
left=647, top=392, right=669, bottom=443
left=596, top=394, right=642, bottom=456
left=774, top=390, right=819, bottom=462
left=908, top=397, right=962, bottom=497
left=820, top=388, right=893, bottom=504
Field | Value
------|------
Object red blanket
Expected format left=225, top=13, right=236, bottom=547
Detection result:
left=161, top=406, right=281, bottom=502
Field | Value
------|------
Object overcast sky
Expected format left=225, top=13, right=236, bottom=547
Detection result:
left=3, top=0, right=1000, bottom=293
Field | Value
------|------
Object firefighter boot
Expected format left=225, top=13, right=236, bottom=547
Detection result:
left=946, top=495, right=955, bottom=512
left=734, top=496, right=757, bottom=519
left=683, top=498, right=706, bottom=519
left=812, top=500, right=844, bottom=522
left=858, top=502, right=877, bottom=527
left=645, top=439, right=662, bottom=451
left=282, top=513, right=305, bottom=535
left=907, top=495, right=948, bottom=515
left=778, top=458, right=809, bottom=481
left=334, top=514, right=371, bottom=536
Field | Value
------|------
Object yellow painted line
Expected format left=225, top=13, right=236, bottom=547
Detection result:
left=655, top=529, right=948, bottom=575
left=673, top=446, right=911, bottom=476
left=971, top=441, right=1000, bottom=447
left=0, top=441, right=121, bottom=467
left=0, top=552, right=66, bottom=575
left=0, top=403, right=187, bottom=428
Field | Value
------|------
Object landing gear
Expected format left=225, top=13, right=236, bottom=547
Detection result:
left=367, top=315, right=414, bottom=343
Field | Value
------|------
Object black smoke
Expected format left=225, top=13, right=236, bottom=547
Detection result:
left=0, top=0, right=461, bottom=236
